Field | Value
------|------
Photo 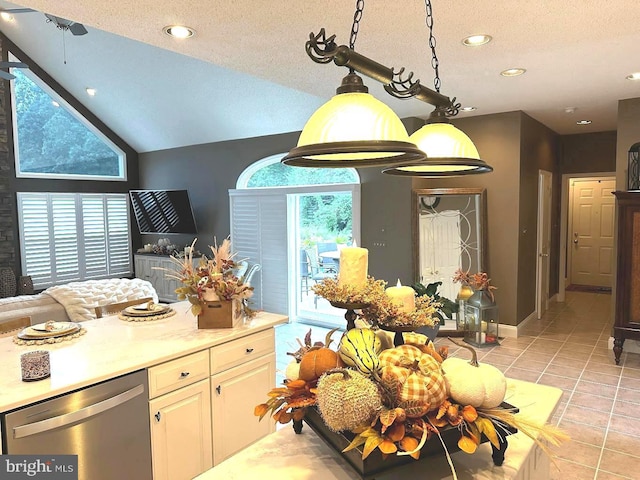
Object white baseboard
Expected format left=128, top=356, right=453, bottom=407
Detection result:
left=608, top=336, right=640, bottom=354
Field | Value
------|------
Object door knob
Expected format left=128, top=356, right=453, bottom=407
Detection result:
left=573, top=239, right=578, bottom=244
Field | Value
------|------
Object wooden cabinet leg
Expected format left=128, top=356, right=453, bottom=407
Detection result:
left=613, top=337, right=624, bottom=365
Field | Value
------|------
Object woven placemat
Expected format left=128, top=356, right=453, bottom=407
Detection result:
left=13, top=327, right=87, bottom=346
left=118, top=308, right=176, bottom=322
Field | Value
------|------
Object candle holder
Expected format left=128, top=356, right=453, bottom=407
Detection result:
left=376, top=323, right=416, bottom=346
left=330, top=301, right=369, bottom=330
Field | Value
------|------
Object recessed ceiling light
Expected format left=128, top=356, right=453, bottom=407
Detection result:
left=462, top=34, right=492, bottom=47
left=163, top=25, right=195, bottom=39
left=576, top=120, right=592, bottom=125
left=86, top=88, right=97, bottom=96
left=626, top=72, right=640, bottom=81
left=0, top=12, right=14, bottom=22
left=461, top=106, right=477, bottom=112
left=500, top=68, right=526, bottom=77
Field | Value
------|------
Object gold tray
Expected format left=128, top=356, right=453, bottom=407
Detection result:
left=123, top=303, right=169, bottom=316
left=18, top=322, right=81, bottom=340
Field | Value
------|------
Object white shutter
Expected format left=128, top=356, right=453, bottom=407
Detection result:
left=258, top=195, right=288, bottom=315
left=18, top=193, right=54, bottom=287
left=106, top=195, right=132, bottom=276
left=18, top=192, right=132, bottom=289
left=51, top=194, right=80, bottom=282
left=230, top=191, right=288, bottom=315
left=81, top=195, right=108, bottom=278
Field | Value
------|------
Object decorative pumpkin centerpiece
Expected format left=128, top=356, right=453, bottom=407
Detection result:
left=256, top=328, right=568, bottom=477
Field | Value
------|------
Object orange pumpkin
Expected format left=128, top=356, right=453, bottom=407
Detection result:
left=298, top=348, right=344, bottom=381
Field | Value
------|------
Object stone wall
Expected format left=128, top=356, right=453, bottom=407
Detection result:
left=0, top=36, right=17, bottom=274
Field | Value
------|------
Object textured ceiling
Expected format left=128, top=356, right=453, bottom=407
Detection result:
left=1, top=0, right=639, bottom=153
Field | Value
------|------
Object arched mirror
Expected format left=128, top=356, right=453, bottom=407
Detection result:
left=412, top=188, right=488, bottom=304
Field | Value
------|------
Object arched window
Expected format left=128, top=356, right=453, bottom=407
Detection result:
left=236, top=153, right=359, bottom=188
left=231, top=154, right=361, bottom=329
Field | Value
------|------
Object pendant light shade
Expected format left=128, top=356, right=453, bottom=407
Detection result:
left=383, top=121, right=493, bottom=176
left=282, top=74, right=426, bottom=168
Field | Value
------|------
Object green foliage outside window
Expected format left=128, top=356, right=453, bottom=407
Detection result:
left=247, top=162, right=356, bottom=245
left=13, top=69, right=122, bottom=178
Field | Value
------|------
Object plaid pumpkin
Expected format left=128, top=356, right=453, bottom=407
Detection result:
left=379, top=345, right=447, bottom=411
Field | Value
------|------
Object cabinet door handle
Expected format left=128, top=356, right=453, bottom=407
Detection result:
left=246, top=348, right=254, bottom=354
left=154, top=411, right=161, bottom=422
left=180, top=371, right=190, bottom=378
left=216, top=385, right=221, bottom=395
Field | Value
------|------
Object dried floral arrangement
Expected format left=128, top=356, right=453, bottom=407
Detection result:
left=453, top=269, right=498, bottom=302
left=162, top=237, right=256, bottom=318
left=255, top=329, right=569, bottom=477
left=312, top=277, right=440, bottom=329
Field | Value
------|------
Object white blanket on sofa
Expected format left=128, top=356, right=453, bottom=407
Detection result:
left=44, top=278, right=159, bottom=322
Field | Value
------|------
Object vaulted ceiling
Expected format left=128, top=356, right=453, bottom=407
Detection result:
left=1, top=0, right=639, bottom=153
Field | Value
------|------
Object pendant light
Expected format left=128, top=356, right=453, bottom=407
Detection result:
left=382, top=0, right=493, bottom=177
left=382, top=108, right=493, bottom=176
left=281, top=0, right=426, bottom=168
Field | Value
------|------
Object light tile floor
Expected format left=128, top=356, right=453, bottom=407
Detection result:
left=274, top=291, right=639, bottom=479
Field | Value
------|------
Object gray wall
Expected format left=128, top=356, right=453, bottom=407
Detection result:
left=138, top=133, right=415, bottom=287
left=413, top=112, right=524, bottom=326
left=561, top=131, right=617, bottom=174
left=518, top=114, right=560, bottom=321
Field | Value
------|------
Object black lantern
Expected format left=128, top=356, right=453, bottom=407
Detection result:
left=463, top=290, right=499, bottom=347
left=628, top=143, right=640, bottom=191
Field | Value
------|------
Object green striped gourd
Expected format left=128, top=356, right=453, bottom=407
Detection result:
left=338, top=328, right=381, bottom=376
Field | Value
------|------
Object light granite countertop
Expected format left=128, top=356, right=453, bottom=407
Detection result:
left=196, top=379, right=563, bottom=480
left=0, top=302, right=287, bottom=413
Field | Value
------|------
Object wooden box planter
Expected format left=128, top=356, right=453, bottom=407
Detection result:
left=197, top=300, right=242, bottom=329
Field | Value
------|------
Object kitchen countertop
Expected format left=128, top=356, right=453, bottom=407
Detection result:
left=0, top=302, right=287, bottom=413
left=196, top=379, right=563, bottom=480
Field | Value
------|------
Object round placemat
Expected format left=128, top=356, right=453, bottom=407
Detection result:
left=13, top=327, right=87, bottom=346
left=118, top=308, right=176, bottom=322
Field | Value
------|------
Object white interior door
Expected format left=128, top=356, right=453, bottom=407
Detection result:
left=569, top=178, right=615, bottom=287
left=419, top=210, right=462, bottom=301
left=536, top=170, right=552, bottom=318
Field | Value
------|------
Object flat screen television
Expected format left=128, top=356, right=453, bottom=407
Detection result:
left=129, top=189, right=198, bottom=234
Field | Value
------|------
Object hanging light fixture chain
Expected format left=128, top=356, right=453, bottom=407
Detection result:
left=349, top=0, right=365, bottom=50
left=424, top=0, right=440, bottom=93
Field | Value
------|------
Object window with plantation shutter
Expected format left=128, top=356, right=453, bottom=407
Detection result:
left=17, top=192, right=132, bottom=289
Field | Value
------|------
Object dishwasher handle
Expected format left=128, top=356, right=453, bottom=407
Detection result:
left=13, top=384, right=145, bottom=439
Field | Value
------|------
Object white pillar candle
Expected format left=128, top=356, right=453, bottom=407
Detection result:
left=337, top=241, right=368, bottom=288
left=385, top=279, right=416, bottom=314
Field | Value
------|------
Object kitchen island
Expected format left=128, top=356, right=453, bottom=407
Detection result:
left=196, top=379, right=563, bottom=480
left=0, top=303, right=288, bottom=479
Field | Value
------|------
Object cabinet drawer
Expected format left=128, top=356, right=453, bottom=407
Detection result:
left=210, top=329, right=275, bottom=375
left=148, top=350, right=210, bottom=398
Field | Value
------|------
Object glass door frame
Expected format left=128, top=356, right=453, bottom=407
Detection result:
left=287, top=184, right=361, bottom=328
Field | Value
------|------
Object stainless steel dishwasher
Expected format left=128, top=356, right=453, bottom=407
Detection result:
left=2, top=369, right=152, bottom=480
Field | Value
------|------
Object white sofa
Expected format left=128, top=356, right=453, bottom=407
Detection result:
left=0, top=278, right=158, bottom=327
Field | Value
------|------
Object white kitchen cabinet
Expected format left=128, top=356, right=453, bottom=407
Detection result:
left=210, top=330, right=276, bottom=465
left=149, top=353, right=213, bottom=480
left=135, top=255, right=181, bottom=302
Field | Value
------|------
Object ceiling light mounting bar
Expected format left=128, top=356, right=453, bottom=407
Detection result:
left=306, top=29, right=454, bottom=112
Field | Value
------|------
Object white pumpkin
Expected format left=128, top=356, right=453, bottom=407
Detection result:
left=285, top=360, right=301, bottom=381
left=441, top=340, right=506, bottom=409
